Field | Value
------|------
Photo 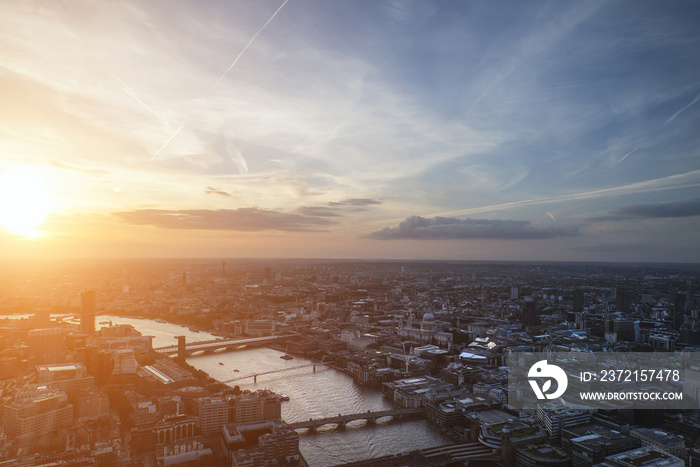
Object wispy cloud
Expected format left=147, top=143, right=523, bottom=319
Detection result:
left=414, top=169, right=700, bottom=221
left=365, top=215, right=579, bottom=240
left=115, top=208, right=336, bottom=232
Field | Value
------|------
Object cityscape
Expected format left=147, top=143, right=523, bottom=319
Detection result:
left=0, top=259, right=699, bottom=465
left=2, top=0, right=700, bottom=466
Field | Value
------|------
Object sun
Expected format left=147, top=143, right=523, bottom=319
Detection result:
left=0, top=169, right=51, bottom=238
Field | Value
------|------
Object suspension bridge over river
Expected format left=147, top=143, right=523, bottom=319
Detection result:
left=221, top=362, right=328, bottom=384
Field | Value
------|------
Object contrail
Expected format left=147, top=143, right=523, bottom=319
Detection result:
left=152, top=118, right=190, bottom=160
left=110, top=72, right=173, bottom=130
left=666, top=93, right=700, bottom=124
left=152, top=0, right=290, bottom=160
left=211, top=0, right=290, bottom=92
left=611, top=147, right=637, bottom=167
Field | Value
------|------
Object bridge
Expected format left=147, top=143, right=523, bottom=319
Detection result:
left=153, top=335, right=291, bottom=357
left=288, top=408, right=423, bottom=432
left=222, top=363, right=327, bottom=384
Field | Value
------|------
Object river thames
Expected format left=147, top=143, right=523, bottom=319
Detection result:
left=98, top=315, right=450, bottom=466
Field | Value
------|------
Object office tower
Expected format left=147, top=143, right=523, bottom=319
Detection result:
left=28, top=327, right=65, bottom=364
left=616, top=287, right=631, bottom=314
left=674, top=293, right=686, bottom=331
left=573, top=289, right=585, bottom=314
left=520, top=301, right=539, bottom=327
left=81, top=290, right=96, bottom=335
left=36, top=363, right=94, bottom=399
left=197, top=397, right=228, bottom=436
left=227, top=389, right=281, bottom=425
left=3, top=385, right=73, bottom=441
left=33, top=306, right=51, bottom=328
left=76, top=391, right=110, bottom=422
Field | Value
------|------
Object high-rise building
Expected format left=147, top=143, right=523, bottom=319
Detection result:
left=520, top=301, right=539, bottom=327
left=3, top=385, right=73, bottom=441
left=197, top=397, right=228, bottom=436
left=33, top=306, right=51, bottom=328
left=615, top=287, right=632, bottom=314
left=573, top=289, right=585, bottom=314
left=76, top=390, right=110, bottom=422
left=28, top=328, right=65, bottom=364
left=227, top=389, right=282, bottom=425
left=225, top=421, right=301, bottom=466
left=36, top=363, right=94, bottom=399
left=674, top=293, right=687, bottom=331
left=81, top=290, right=96, bottom=336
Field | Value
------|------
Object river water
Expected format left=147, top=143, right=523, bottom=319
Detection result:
left=96, top=315, right=449, bottom=466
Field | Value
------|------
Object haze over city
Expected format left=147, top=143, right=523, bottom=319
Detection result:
left=2, top=1, right=700, bottom=262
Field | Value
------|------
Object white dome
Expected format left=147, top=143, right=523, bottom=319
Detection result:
left=422, top=312, right=435, bottom=322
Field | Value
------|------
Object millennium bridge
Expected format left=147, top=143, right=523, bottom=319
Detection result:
left=222, top=363, right=327, bottom=384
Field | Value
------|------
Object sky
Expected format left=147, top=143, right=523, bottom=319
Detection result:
left=1, top=0, right=700, bottom=262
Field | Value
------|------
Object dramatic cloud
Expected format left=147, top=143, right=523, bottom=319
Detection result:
left=365, top=216, right=580, bottom=240
left=613, top=197, right=700, bottom=218
left=116, top=208, right=336, bottom=232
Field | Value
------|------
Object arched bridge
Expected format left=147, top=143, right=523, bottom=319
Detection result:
left=153, top=335, right=292, bottom=356
left=288, top=408, right=423, bottom=432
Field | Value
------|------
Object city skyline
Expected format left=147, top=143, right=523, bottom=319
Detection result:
left=2, top=1, right=700, bottom=262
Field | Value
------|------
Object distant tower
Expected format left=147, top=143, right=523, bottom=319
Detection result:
left=33, top=306, right=51, bottom=328
left=686, top=285, right=694, bottom=313
left=510, top=287, right=519, bottom=300
left=81, top=291, right=96, bottom=336
left=177, top=336, right=187, bottom=362
left=520, top=301, right=539, bottom=327
left=573, top=289, right=584, bottom=314
left=674, top=292, right=686, bottom=331
left=615, top=287, right=631, bottom=314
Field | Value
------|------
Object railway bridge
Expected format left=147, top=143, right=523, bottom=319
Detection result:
left=153, top=334, right=293, bottom=359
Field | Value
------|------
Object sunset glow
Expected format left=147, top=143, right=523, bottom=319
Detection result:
left=0, top=169, right=50, bottom=238
left=0, top=1, right=699, bottom=261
